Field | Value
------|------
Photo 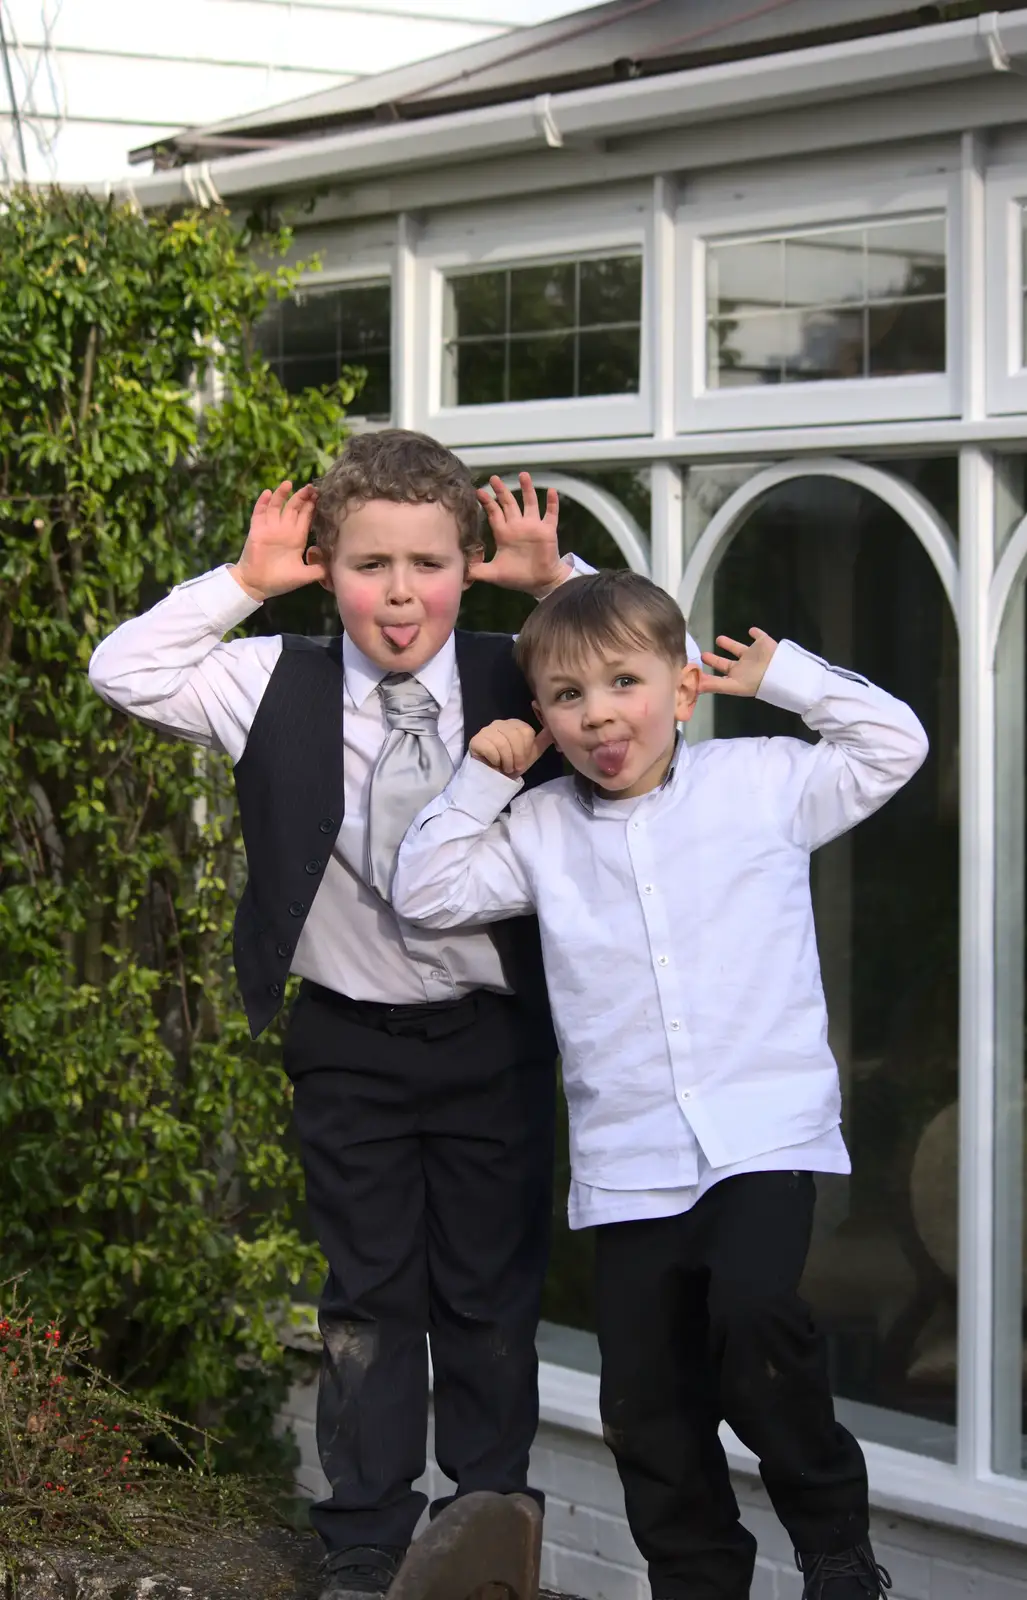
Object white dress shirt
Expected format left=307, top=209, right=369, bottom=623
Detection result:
left=87, top=564, right=509, bottom=1003
left=393, top=642, right=929, bottom=1226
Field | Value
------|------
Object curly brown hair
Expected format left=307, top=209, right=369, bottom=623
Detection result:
left=310, top=429, right=484, bottom=559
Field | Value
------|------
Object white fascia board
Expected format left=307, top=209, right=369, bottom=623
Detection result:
left=100, top=9, right=1027, bottom=209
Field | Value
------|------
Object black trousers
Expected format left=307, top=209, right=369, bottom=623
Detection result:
left=284, top=982, right=556, bottom=1552
left=595, top=1172, right=869, bottom=1600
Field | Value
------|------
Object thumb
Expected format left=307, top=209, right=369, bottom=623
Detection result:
left=531, top=726, right=554, bottom=761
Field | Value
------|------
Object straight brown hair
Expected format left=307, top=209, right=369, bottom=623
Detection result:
left=514, top=569, right=690, bottom=688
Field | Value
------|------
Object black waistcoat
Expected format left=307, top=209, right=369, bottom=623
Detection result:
left=231, top=629, right=562, bottom=1038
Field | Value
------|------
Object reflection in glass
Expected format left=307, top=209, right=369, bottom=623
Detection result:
left=1021, top=205, right=1027, bottom=369
left=707, top=214, right=946, bottom=388
left=994, top=546, right=1027, bottom=1476
left=699, top=472, right=959, bottom=1458
left=254, top=281, right=392, bottom=418
left=443, top=254, right=642, bottom=406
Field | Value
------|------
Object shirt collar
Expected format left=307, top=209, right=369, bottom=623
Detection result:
left=342, top=630, right=457, bottom=711
left=573, top=729, right=690, bottom=816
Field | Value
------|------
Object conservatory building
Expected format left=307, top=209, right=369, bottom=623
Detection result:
left=118, top=2, right=1027, bottom=1595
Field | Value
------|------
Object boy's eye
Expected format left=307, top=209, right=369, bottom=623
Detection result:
left=554, top=688, right=580, bottom=703
left=416, top=559, right=443, bottom=570
left=613, top=674, right=639, bottom=689
left=357, top=560, right=383, bottom=571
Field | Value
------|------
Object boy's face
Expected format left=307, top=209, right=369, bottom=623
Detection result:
left=317, top=499, right=473, bottom=673
left=532, top=642, right=701, bottom=800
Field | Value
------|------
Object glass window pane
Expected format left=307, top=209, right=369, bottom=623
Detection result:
left=994, top=460, right=1027, bottom=1476
left=785, top=308, right=865, bottom=382
left=254, top=281, right=392, bottom=417
left=707, top=239, right=783, bottom=311
left=708, top=311, right=787, bottom=387
left=508, top=331, right=575, bottom=401
left=577, top=326, right=641, bottom=396
left=508, top=262, right=575, bottom=334
left=279, top=292, right=339, bottom=357
left=866, top=216, right=946, bottom=300
left=867, top=299, right=946, bottom=376
left=445, top=253, right=642, bottom=407
left=448, top=271, right=506, bottom=339
left=784, top=229, right=865, bottom=307
left=276, top=355, right=341, bottom=393
left=699, top=467, right=959, bottom=1460
left=578, top=254, right=642, bottom=326
left=704, top=213, right=947, bottom=387
left=449, top=338, right=506, bottom=406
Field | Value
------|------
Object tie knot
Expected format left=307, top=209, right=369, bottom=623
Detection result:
left=378, top=672, right=441, bottom=735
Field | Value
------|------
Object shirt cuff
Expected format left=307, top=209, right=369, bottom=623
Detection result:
left=755, top=639, right=829, bottom=714
left=182, top=565, right=265, bottom=632
left=446, top=752, right=525, bottom=824
left=531, top=551, right=595, bottom=600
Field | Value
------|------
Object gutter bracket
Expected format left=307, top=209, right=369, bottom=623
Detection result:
left=980, top=12, right=1012, bottom=72
left=532, top=93, right=564, bottom=149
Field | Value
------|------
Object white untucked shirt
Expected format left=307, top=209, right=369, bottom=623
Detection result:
left=393, top=642, right=929, bottom=1226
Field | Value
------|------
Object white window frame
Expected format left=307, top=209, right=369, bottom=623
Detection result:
left=676, top=176, right=961, bottom=433
left=985, top=168, right=1027, bottom=415
left=285, top=264, right=394, bottom=425
left=413, top=193, right=653, bottom=447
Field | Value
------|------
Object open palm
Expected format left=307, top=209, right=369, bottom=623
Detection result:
left=233, top=480, right=321, bottom=601
left=699, top=629, right=778, bottom=696
left=469, top=473, right=565, bottom=595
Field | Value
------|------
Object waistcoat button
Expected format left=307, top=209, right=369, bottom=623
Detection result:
left=318, top=817, right=336, bottom=834
left=304, top=858, right=322, bottom=875
left=268, top=982, right=282, bottom=999
left=276, top=942, right=292, bottom=959
left=288, top=900, right=306, bottom=917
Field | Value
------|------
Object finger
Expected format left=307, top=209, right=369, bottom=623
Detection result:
left=477, top=492, right=506, bottom=536
left=543, top=486, right=559, bottom=528
left=490, top=475, right=519, bottom=517
left=493, top=731, right=519, bottom=775
left=465, top=554, right=492, bottom=583
left=532, top=726, right=554, bottom=760
left=714, top=635, right=748, bottom=658
left=519, top=472, right=539, bottom=519
left=697, top=673, right=744, bottom=697
left=701, top=651, right=736, bottom=675
left=285, top=482, right=315, bottom=520
left=475, top=484, right=497, bottom=508
left=267, top=480, right=293, bottom=515
left=251, top=488, right=273, bottom=517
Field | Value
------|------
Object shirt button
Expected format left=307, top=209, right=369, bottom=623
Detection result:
left=276, top=941, right=292, bottom=959
left=430, top=969, right=446, bottom=981
left=669, top=1019, right=681, bottom=1031
left=658, top=955, right=668, bottom=966
left=268, top=982, right=282, bottom=999
left=632, top=820, right=640, bottom=831
left=288, top=900, right=306, bottom=917
left=318, top=817, right=336, bottom=834
left=304, top=858, right=322, bottom=875
left=680, top=1089, right=691, bottom=1102
left=644, top=884, right=654, bottom=895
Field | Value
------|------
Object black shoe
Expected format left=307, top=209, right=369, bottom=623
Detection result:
left=319, top=1544, right=407, bottom=1600
left=796, top=1542, right=892, bottom=1600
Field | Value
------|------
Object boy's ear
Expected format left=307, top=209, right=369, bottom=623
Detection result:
left=306, top=546, right=333, bottom=593
left=675, top=661, right=702, bottom=724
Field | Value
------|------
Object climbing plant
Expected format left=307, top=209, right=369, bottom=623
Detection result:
left=0, top=188, right=356, bottom=1472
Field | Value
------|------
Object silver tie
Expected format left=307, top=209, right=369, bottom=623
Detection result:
left=366, top=672, right=454, bottom=901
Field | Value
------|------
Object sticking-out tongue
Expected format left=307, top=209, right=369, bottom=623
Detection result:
left=593, top=741, right=629, bottom=779
left=382, top=625, right=419, bottom=651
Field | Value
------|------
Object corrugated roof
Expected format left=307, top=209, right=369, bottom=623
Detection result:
left=133, top=1, right=1014, bottom=167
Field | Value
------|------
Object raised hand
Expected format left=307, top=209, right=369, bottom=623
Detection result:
left=469, top=473, right=566, bottom=596
left=230, top=480, right=321, bottom=601
left=699, top=629, right=778, bottom=697
left=470, top=718, right=554, bottom=777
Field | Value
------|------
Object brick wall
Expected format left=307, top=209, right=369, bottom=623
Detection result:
left=278, top=1379, right=1027, bottom=1600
